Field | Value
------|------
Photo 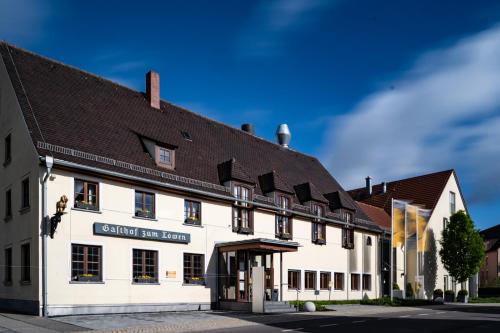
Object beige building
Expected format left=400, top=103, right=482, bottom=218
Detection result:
left=0, top=42, right=383, bottom=316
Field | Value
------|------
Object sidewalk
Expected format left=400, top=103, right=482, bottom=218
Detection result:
left=0, top=313, right=82, bottom=333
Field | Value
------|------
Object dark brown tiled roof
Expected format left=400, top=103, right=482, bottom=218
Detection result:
left=258, top=171, right=294, bottom=194
left=356, top=202, right=391, bottom=232
left=294, top=182, right=329, bottom=204
left=348, top=170, right=455, bottom=215
left=325, top=190, right=357, bottom=211
left=217, top=158, right=255, bottom=184
left=0, top=42, right=377, bottom=226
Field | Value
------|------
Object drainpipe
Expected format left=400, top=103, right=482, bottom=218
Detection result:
left=41, top=156, right=53, bottom=317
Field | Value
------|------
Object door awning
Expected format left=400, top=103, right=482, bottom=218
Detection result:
left=215, top=238, right=300, bottom=253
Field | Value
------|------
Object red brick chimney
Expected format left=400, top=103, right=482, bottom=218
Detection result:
left=146, top=71, right=160, bottom=109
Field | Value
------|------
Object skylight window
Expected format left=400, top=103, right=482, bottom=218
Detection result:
left=181, top=131, right=192, bottom=141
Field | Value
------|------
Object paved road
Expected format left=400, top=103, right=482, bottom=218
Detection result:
left=205, top=305, right=500, bottom=333
left=2, top=304, right=500, bottom=332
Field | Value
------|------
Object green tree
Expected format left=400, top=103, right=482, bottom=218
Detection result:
left=439, top=211, right=485, bottom=283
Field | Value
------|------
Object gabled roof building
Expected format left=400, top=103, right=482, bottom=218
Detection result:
left=348, top=170, right=473, bottom=298
left=0, top=42, right=381, bottom=316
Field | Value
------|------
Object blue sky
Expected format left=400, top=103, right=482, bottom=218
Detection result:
left=1, top=0, right=500, bottom=229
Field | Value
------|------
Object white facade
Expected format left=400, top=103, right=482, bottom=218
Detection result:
left=392, top=173, right=469, bottom=297
left=0, top=55, right=381, bottom=316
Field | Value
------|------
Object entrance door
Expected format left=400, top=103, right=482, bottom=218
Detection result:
left=250, top=253, right=274, bottom=301
left=237, top=251, right=249, bottom=301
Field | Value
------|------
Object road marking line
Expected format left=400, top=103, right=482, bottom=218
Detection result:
left=320, top=323, right=339, bottom=327
left=399, top=315, right=411, bottom=318
left=436, top=311, right=446, bottom=314
left=281, top=328, right=303, bottom=332
left=352, top=320, right=367, bottom=323
left=418, top=313, right=430, bottom=316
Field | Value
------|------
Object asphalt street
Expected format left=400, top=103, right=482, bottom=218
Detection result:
left=205, top=305, right=500, bottom=333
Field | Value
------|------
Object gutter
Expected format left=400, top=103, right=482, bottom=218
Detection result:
left=39, top=157, right=382, bottom=234
left=41, top=156, right=53, bottom=317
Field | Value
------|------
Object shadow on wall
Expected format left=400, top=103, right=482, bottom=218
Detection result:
left=424, top=229, right=438, bottom=299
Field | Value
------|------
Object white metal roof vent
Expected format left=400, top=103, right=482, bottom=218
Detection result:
left=276, top=124, right=291, bottom=148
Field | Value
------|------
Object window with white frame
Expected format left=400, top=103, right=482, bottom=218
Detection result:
left=450, top=191, right=456, bottom=214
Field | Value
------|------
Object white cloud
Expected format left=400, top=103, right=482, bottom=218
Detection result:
left=237, top=0, right=334, bottom=57
left=0, top=0, right=52, bottom=43
left=320, top=24, right=500, bottom=203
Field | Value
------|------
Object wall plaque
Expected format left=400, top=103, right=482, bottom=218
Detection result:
left=94, top=222, right=190, bottom=244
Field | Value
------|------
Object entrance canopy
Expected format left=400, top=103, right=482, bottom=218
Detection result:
left=215, top=238, right=300, bottom=253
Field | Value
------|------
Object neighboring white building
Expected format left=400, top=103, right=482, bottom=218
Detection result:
left=349, top=170, right=471, bottom=298
left=0, top=42, right=383, bottom=316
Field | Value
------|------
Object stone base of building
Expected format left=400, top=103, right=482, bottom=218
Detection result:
left=46, top=302, right=211, bottom=316
left=0, top=298, right=40, bottom=315
left=218, top=301, right=251, bottom=312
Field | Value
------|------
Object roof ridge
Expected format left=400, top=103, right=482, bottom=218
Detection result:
left=2, top=41, right=321, bottom=163
left=349, top=169, right=455, bottom=192
left=1, top=41, right=143, bottom=96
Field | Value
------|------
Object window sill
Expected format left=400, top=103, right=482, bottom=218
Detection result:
left=132, top=215, right=157, bottom=222
left=182, top=283, right=205, bottom=286
left=69, top=281, right=105, bottom=284
left=3, top=216, right=12, bottom=223
left=132, top=282, right=160, bottom=285
left=19, top=207, right=30, bottom=215
left=183, top=223, right=203, bottom=228
left=19, top=281, right=31, bottom=286
left=71, top=207, right=102, bottom=214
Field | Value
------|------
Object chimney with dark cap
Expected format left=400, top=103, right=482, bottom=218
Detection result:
left=146, top=71, right=160, bottom=109
left=241, top=123, right=255, bottom=135
left=365, top=176, right=372, bottom=196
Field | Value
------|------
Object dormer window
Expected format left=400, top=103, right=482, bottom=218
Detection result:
left=341, top=209, right=353, bottom=224
left=275, top=194, right=292, bottom=240
left=155, top=146, right=175, bottom=169
left=232, top=184, right=253, bottom=234
left=311, top=203, right=326, bottom=244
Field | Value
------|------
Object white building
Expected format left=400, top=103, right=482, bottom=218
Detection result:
left=349, top=171, right=472, bottom=299
left=0, top=42, right=383, bottom=316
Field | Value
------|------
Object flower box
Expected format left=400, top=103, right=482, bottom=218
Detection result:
left=237, top=226, right=253, bottom=234
left=75, top=201, right=98, bottom=211
left=135, top=210, right=154, bottom=219
left=185, top=277, right=205, bottom=285
left=134, top=276, right=157, bottom=284
left=184, top=217, right=201, bottom=225
left=278, top=233, right=293, bottom=240
left=74, top=274, right=100, bottom=282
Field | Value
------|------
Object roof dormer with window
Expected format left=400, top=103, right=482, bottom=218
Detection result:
left=139, top=136, right=177, bottom=170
